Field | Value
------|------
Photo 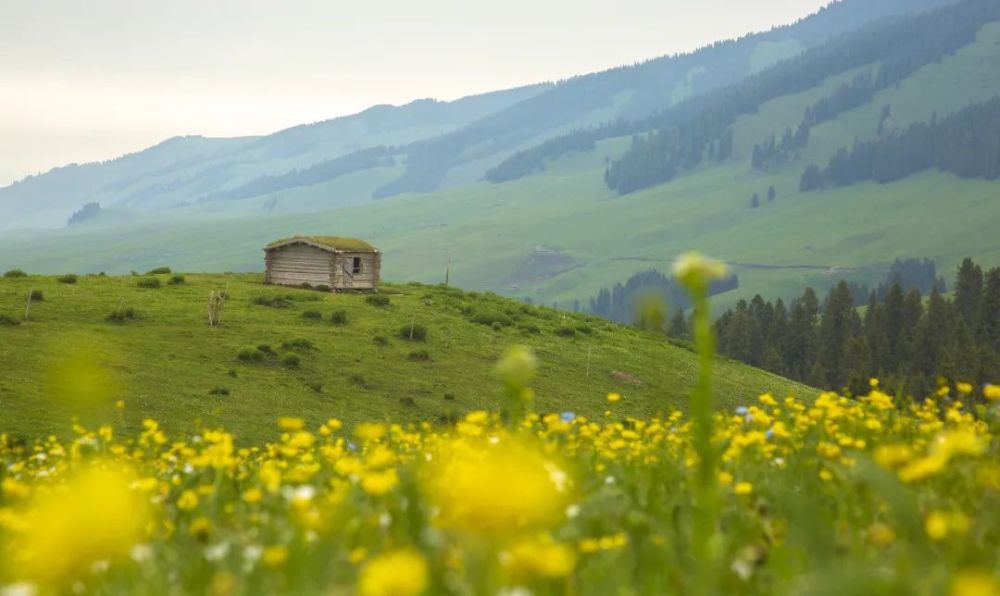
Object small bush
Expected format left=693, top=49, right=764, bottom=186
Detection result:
left=58, top=274, right=78, bottom=284
left=400, top=396, right=417, bottom=407
left=280, top=338, right=315, bottom=351
left=518, top=323, right=541, bottom=334
left=576, top=324, right=594, bottom=335
left=302, top=310, right=323, bottom=320
left=237, top=348, right=263, bottom=363
left=167, top=275, right=185, bottom=285
left=408, top=349, right=431, bottom=362
left=3, top=269, right=27, bottom=278
left=373, top=335, right=390, bottom=347
left=443, top=392, right=456, bottom=401
left=106, top=307, right=138, bottom=323
left=281, top=354, right=301, bottom=368
left=28, top=289, right=44, bottom=301
left=0, top=314, right=20, bottom=326
left=136, top=277, right=161, bottom=289
left=257, top=344, right=275, bottom=355
left=308, top=382, right=323, bottom=393
left=471, top=311, right=513, bottom=327
left=227, top=369, right=238, bottom=378
left=348, top=373, right=369, bottom=388
left=313, top=284, right=332, bottom=293
left=398, top=324, right=428, bottom=342
left=330, top=310, right=348, bottom=325
left=252, top=295, right=293, bottom=308
left=366, top=295, right=391, bottom=307
left=208, top=386, right=230, bottom=396
left=554, top=326, right=577, bottom=338
left=491, top=321, right=504, bottom=332
left=146, top=266, right=172, bottom=275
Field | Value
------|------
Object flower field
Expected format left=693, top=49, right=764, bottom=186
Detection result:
left=1, top=377, right=998, bottom=595
left=0, top=256, right=998, bottom=595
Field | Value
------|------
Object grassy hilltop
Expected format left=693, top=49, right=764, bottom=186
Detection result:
left=0, top=271, right=808, bottom=442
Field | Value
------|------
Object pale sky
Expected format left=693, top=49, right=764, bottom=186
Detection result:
left=0, top=0, right=829, bottom=186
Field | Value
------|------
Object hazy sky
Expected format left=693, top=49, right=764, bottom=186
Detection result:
left=0, top=0, right=829, bottom=186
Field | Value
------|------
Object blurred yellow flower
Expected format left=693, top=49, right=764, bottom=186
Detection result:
left=358, top=549, right=428, bottom=596
left=672, top=252, right=729, bottom=291
left=426, top=437, right=571, bottom=536
left=262, top=545, right=288, bottom=569
left=950, top=570, right=1000, bottom=596
left=278, top=417, right=305, bottom=431
left=502, top=535, right=576, bottom=580
left=734, top=482, right=753, bottom=495
left=177, top=489, right=199, bottom=511
left=984, top=384, right=1000, bottom=400
left=607, top=392, right=622, bottom=403
left=6, top=465, right=149, bottom=586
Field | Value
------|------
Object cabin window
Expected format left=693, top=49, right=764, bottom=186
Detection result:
left=352, top=256, right=362, bottom=274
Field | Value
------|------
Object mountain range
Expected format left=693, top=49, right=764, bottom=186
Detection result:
left=2, top=0, right=998, bottom=310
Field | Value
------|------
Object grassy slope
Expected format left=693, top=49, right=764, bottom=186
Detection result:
left=0, top=273, right=808, bottom=443
left=2, top=25, right=999, bottom=308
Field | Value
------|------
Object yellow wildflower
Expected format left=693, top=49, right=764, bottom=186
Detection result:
left=502, top=535, right=576, bottom=580
left=734, top=482, right=753, bottom=495
left=9, top=466, right=149, bottom=586
left=277, top=417, right=305, bottom=431
left=177, top=489, right=199, bottom=511
left=262, top=545, right=288, bottom=569
left=358, top=549, right=428, bottom=596
left=607, top=392, right=622, bottom=403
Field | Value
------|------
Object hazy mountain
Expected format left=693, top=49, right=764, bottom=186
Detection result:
left=0, top=0, right=953, bottom=231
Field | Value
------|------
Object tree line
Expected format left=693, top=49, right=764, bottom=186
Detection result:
left=703, top=258, right=1000, bottom=398
left=800, top=96, right=1000, bottom=191
left=607, top=0, right=999, bottom=195
left=586, top=268, right=739, bottom=325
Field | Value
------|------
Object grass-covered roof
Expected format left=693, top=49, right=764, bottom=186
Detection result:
left=266, top=235, right=377, bottom=252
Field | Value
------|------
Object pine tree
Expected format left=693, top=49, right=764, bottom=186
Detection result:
left=668, top=309, right=689, bottom=340
left=767, top=186, right=776, bottom=201
left=751, top=193, right=760, bottom=209
left=953, top=257, right=983, bottom=331
left=817, top=281, right=856, bottom=388
left=980, top=268, right=1000, bottom=352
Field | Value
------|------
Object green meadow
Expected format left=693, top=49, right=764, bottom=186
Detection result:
left=0, top=272, right=808, bottom=442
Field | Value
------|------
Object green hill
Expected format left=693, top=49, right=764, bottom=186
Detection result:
left=0, top=273, right=808, bottom=443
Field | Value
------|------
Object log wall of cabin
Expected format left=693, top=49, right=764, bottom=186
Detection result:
left=332, top=252, right=380, bottom=289
left=264, top=244, right=334, bottom=287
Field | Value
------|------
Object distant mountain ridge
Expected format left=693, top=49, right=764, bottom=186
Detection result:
left=0, top=0, right=955, bottom=232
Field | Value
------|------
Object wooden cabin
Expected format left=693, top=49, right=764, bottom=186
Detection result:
left=264, top=236, right=381, bottom=291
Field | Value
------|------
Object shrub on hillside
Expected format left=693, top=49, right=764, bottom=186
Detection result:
left=554, top=326, right=577, bottom=338
left=208, top=386, right=230, bottom=396
left=28, top=289, right=44, bottom=301
left=0, top=314, right=20, bottom=326
left=398, top=323, right=428, bottom=342
left=252, top=295, right=293, bottom=308
left=330, top=309, right=348, bottom=325
left=365, top=294, right=391, bottom=307
left=106, top=307, right=138, bottom=323
left=58, top=274, right=78, bottom=284
left=408, top=349, right=431, bottom=362
left=136, top=277, right=161, bottom=289
left=3, top=269, right=27, bottom=278
left=281, top=354, right=301, bottom=368
left=280, top=338, right=315, bottom=351
left=237, top=348, right=264, bottom=363
left=302, top=310, right=323, bottom=320
left=167, top=275, right=185, bottom=285
left=146, top=266, right=172, bottom=275
left=471, top=311, right=513, bottom=327
left=518, top=323, right=541, bottom=335
left=372, top=335, right=390, bottom=347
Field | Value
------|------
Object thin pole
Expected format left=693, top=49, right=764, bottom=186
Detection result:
left=23, top=288, right=33, bottom=321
